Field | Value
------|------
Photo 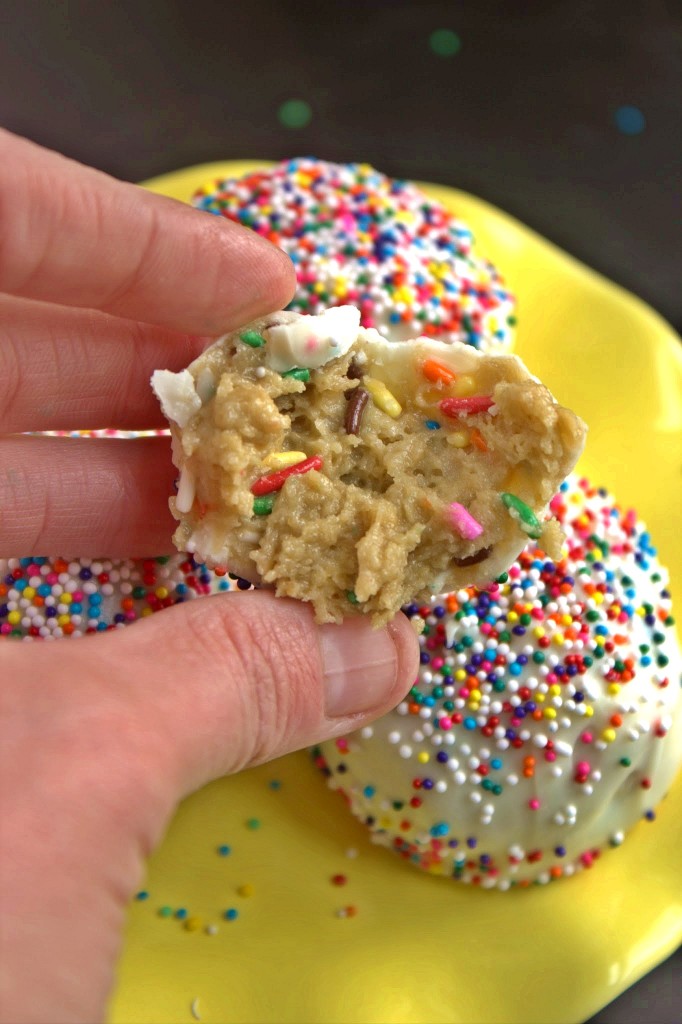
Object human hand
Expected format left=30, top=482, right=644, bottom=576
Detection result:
left=0, top=131, right=419, bottom=1024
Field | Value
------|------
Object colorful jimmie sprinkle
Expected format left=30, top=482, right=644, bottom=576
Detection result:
left=316, top=475, right=682, bottom=889
left=192, top=158, right=516, bottom=352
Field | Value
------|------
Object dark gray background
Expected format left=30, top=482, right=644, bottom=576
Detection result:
left=1, top=1, right=679, bottom=1021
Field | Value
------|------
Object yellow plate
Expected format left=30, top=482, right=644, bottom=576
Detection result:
left=109, top=163, right=682, bottom=1024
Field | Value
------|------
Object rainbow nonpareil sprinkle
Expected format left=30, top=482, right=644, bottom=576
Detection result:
left=193, top=159, right=516, bottom=352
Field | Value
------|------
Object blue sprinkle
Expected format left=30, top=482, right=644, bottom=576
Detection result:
left=615, top=104, right=646, bottom=134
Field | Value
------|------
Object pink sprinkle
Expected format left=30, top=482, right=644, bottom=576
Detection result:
left=577, top=761, right=590, bottom=775
left=529, top=798, right=540, bottom=810
left=580, top=731, right=593, bottom=744
left=446, top=502, right=484, bottom=541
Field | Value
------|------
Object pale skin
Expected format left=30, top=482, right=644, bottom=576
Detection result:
left=0, top=130, right=419, bottom=1024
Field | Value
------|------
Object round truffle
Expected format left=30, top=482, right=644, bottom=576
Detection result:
left=193, top=158, right=516, bottom=352
left=316, top=476, right=682, bottom=887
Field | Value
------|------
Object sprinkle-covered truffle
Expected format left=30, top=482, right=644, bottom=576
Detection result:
left=193, top=158, right=516, bottom=352
left=315, top=476, right=682, bottom=888
left=0, top=555, right=230, bottom=639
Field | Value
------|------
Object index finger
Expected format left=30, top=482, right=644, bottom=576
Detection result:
left=0, top=130, right=295, bottom=333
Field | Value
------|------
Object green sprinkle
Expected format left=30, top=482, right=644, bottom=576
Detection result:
left=278, top=99, right=312, bottom=129
left=282, top=367, right=310, bottom=382
left=620, top=757, right=632, bottom=767
left=500, top=492, right=542, bottom=539
left=246, top=818, right=261, bottom=830
left=346, top=590, right=360, bottom=605
left=158, top=905, right=173, bottom=918
left=253, top=495, right=275, bottom=516
left=428, top=29, right=461, bottom=56
left=240, top=330, right=265, bottom=348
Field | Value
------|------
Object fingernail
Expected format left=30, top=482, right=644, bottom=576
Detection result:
left=320, top=618, right=400, bottom=718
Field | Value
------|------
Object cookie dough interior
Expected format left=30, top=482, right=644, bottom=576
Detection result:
left=153, top=308, right=586, bottom=625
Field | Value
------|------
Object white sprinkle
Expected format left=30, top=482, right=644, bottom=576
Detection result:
left=191, top=997, right=202, bottom=1021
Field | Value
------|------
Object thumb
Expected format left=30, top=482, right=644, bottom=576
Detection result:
left=94, top=589, right=419, bottom=797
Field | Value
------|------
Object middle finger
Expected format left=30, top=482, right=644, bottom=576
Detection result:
left=0, top=294, right=208, bottom=433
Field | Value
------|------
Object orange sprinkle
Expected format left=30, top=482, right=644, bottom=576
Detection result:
left=610, top=714, right=623, bottom=727
left=422, top=357, right=457, bottom=386
left=470, top=427, right=488, bottom=452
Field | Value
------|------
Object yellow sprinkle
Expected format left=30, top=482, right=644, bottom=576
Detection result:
left=452, top=375, right=476, bottom=397
left=595, top=635, right=605, bottom=646
left=7, top=611, right=21, bottom=625
left=57, top=614, right=70, bottom=626
left=237, top=883, right=254, bottom=898
left=446, top=430, right=469, bottom=448
left=508, top=612, right=519, bottom=623
left=313, top=282, right=325, bottom=294
left=592, top=593, right=604, bottom=605
left=549, top=684, right=562, bottom=696
left=263, top=451, right=307, bottom=470
left=602, top=728, right=616, bottom=743
left=636, top=606, right=646, bottom=617
left=394, top=285, right=415, bottom=304
left=379, top=816, right=393, bottom=829
left=141, top=607, right=154, bottom=617
left=553, top=634, right=565, bottom=646
left=184, top=917, right=202, bottom=932
left=535, top=692, right=546, bottom=703
left=417, top=751, right=429, bottom=764
left=608, top=683, right=621, bottom=695
left=23, top=586, right=35, bottom=600
left=584, top=706, right=594, bottom=718
left=155, top=586, right=169, bottom=599
left=61, top=593, right=73, bottom=605
left=454, top=669, right=467, bottom=681
left=560, top=614, right=572, bottom=626
left=468, top=702, right=480, bottom=712
left=364, top=378, right=402, bottom=418
left=533, top=627, right=545, bottom=639
left=470, top=688, right=481, bottom=702
left=543, top=707, right=557, bottom=719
